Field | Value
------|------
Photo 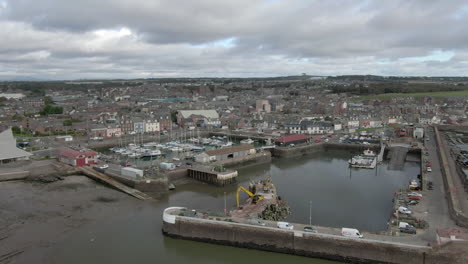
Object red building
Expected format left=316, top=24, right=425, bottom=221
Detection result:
left=275, top=134, right=310, bottom=146
left=58, top=148, right=97, bottom=167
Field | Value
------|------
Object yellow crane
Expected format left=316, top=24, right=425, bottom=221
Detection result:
left=236, top=186, right=263, bottom=208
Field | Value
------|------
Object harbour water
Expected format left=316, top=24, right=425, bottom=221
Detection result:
left=48, top=150, right=419, bottom=264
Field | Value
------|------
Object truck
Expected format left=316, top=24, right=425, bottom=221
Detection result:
left=341, top=228, right=363, bottom=238
left=277, top=221, right=294, bottom=230
left=121, top=167, right=144, bottom=178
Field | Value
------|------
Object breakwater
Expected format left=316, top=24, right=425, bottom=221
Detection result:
left=272, top=143, right=380, bottom=158
left=434, top=126, right=468, bottom=227
left=162, top=207, right=464, bottom=264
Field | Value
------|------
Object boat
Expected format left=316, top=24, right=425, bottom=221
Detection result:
left=190, top=146, right=205, bottom=152
left=349, top=155, right=376, bottom=169
left=221, top=141, right=233, bottom=148
left=201, top=138, right=212, bottom=145
left=240, top=138, right=254, bottom=144
left=141, top=150, right=162, bottom=158
left=363, top=149, right=376, bottom=157
left=128, top=152, right=141, bottom=158
left=121, top=150, right=132, bottom=156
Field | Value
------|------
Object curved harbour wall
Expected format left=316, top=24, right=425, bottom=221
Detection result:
left=162, top=211, right=464, bottom=264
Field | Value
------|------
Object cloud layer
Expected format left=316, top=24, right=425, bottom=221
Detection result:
left=1, top=0, right=468, bottom=79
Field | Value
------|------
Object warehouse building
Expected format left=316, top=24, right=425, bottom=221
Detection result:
left=195, top=144, right=255, bottom=163
left=275, top=134, right=310, bottom=146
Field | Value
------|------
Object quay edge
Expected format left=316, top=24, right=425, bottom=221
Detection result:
left=162, top=207, right=466, bottom=264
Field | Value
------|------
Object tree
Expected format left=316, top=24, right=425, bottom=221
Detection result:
left=40, top=105, right=63, bottom=115
left=11, top=126, right=21, bottom=134
left=44, top=96, right=54, bottom=105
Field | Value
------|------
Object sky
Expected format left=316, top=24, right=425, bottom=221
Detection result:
left=0, top=0, right=468, bottom=80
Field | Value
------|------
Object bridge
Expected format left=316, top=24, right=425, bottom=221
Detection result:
left=79, top=166, right=151, bottom=200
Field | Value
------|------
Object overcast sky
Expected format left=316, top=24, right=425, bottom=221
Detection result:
left=1, top=0, right=468, bottom=80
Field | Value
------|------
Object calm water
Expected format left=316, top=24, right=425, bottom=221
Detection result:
left=49, top=150, right=419, bottom=264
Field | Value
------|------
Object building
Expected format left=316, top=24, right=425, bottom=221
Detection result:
left=275, top=134, right=310, bottom=146
left=0, top=93, right=25, bottom=100
left=22, top=97, right=45, bottom=107
left=144, top=120, right=160, bottom=133
left=177, top=110, right=220, bottom=127
left=256, top=100, right=271, bottom=113
left=413, top=127, right=424, bottom=139
left=133, top=118, right=145, bottom=134
left=198, top=144, right=256, bottom=162
left=157, top=114, right=171, bottom=131
left=0, top=128, right=32, bottom=164
left=58, top=148, right=97, bottom=167
left=119, top=116, right=134, bottom=135
left=106, top=126, right=122, bottom=138
left=286, top=121, right=334, bottom=135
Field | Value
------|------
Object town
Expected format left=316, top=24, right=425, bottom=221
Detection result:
left=1, top=76, right=468, bottom=263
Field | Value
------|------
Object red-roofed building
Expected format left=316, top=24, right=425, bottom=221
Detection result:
left=275, top=134, right=310, bottom=146
left=58, top=148, right=98, bottom=167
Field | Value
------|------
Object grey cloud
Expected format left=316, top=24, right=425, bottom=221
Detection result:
left=1, top=0, right=468, bottom=79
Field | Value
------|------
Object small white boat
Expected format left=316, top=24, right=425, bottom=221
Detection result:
left=221, top=141, right=233, bottom=148
left=363, top=149, right=376, bottom=157
left=240, top=138, right=254, bottom=144
left=141, top=150, right=162, bottom=158
left=128, top=152, right=141, bottom=158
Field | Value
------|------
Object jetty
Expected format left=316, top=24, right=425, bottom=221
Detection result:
left=79, top=166, right=151, bottom=200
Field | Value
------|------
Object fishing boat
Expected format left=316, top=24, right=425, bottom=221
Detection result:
left=349, top=155, right=377, bottom=169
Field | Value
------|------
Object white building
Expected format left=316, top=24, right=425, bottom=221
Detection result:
left=145, top=120, right=160, bottom=133
left=0, top=128, right=32, bottom=164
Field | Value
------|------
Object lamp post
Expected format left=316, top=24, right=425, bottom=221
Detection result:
left=224, top=192, right=227, bottom=215
left=309, top=200, right=312, bottom=226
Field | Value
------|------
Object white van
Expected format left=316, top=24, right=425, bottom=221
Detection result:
left=277, top=222, right=294, bottom=230
left=341, top=228, right=363, bottom=238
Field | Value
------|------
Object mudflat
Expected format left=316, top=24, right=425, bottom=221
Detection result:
left=0, top=175, right=140, bottom=264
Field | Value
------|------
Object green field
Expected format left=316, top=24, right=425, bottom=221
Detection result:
left=350, top=90, right=468, bottom=101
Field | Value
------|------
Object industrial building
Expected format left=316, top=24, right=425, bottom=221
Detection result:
left=195, top=145, right=255, bottom=163
left=275, top=134, right=310, bottom=146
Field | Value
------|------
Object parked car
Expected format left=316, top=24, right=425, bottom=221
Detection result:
left=427, top=167, right=432, bottom=172
left=408, top=192, right=423, bottom=197
left=398, top=206, right=412, bottom=215
left=98, top=164, right=109, bottom=169
left=248, top=219, right=266, bottom=226
left=303, top=226, right=318, bottom=233
left=277, top=221, right=294, bottom=230
left=399, top=222, right=417, bottom=234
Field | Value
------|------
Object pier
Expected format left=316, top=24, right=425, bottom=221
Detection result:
left=79, top=166, right=152, bottom=200
left=188, top=165, right=238, bottom=186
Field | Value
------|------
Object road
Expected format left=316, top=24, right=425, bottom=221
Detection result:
left=411, top=127, right=456, bottom=243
